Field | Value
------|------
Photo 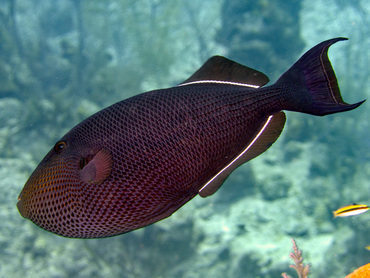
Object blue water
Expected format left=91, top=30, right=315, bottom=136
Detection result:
left=1, top=0, right=369, bottom=277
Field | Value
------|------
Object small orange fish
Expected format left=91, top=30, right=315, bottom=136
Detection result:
left=333, top=204, right=369, bottom=218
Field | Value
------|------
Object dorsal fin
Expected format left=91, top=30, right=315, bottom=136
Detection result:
left=198, top=111, right=286, bottom=197
left=180, top=56, right=269, bottom=87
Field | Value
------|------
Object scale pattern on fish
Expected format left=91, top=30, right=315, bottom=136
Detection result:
left=17, top=38, right=364, bottom=238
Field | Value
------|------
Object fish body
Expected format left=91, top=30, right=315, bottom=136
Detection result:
left=333, top=204, right=369, bottom=218
left=17, top=38, right=364, bottom=238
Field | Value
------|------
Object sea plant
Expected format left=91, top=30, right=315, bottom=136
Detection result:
left=282, top=238, right=310, bottom=278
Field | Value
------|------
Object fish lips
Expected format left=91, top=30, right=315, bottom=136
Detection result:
left=17, top=192, right=28, bottom=219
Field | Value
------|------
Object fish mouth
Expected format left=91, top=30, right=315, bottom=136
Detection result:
left=16, top=193, right=28, bottom=219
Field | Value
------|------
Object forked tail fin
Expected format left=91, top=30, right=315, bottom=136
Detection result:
left=276, top=38, right=365, bottom=116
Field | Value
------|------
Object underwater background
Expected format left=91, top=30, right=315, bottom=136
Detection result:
left=1, top=0, right=369, bottom=277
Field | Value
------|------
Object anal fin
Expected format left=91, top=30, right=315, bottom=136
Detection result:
left=198, top=111, right=286, bottom=197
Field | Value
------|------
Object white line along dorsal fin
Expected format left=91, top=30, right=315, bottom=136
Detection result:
left=178, top=80, right=260, bottom=88
left=198, top=111, right=286, bottom=198
left=178, top=56, right=270, bottom=88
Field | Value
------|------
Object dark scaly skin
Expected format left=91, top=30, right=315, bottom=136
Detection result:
left=18, top=84, right=283, bottom=238
left=17, top=38, right=364, bottom=238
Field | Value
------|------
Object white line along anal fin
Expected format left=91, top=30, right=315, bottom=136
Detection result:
left=198, top=111, right=286, bottom=198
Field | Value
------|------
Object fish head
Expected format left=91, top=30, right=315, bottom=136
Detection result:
left=17, top=138, right=113, bottom=237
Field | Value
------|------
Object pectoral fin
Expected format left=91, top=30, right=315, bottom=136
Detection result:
left=80, top=148, right=113, bottom=185
left=198, top=111, right=286, bottom=197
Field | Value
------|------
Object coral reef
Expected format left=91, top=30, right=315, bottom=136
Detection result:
left=345, top=263, right=370, bottom=278
left=216, top=0, right=304, bottom=81
left=0, top=0, right=369, bottom=277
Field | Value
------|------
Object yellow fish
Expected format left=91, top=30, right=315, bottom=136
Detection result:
left=333, top=204, right=369, bottom=218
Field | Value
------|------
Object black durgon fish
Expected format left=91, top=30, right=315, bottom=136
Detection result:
left=17, top=38, right=364, bottom=238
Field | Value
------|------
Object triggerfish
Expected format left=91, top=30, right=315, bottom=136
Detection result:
left=333, top=203, right=369, bottom=218
left=17, top=38, right=364, bottom=238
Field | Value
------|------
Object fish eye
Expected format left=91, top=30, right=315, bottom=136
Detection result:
left=54, top=141, right=67, bottom=153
